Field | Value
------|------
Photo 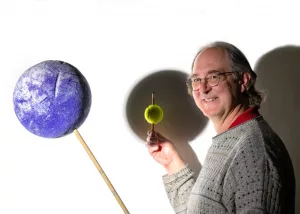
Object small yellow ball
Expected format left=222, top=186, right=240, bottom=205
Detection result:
left=144, top=104, right=164, bottom=124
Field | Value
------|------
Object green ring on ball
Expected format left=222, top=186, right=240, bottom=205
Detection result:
left=144, top=104, right=164, bottom=124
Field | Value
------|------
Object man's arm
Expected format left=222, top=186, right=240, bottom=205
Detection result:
left=162, top=165, right=195, bottom=214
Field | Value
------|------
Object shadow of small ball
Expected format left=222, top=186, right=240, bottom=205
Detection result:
left=125, top=70, right=208, bottom=143
left=13, top=60, right=92, bottom=138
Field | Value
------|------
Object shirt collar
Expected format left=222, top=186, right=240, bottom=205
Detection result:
left=229, top=106, right=260, bottom=129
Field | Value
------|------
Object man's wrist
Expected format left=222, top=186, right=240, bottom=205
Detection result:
left=165, top=158, right=185, bottom=175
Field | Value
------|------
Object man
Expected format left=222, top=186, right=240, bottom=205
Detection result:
left=146, top=41, right=295, bottom=213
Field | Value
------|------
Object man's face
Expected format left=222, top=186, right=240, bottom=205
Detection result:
left=192, top=47, right=241, bottom=119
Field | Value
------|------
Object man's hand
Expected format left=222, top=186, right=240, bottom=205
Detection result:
left=146, top=131, right=185, bottom=175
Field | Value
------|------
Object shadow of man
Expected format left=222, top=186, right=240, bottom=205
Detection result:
left=125, top=70, right=208, bottom=178
left=254, top=46, right=300, bottom=213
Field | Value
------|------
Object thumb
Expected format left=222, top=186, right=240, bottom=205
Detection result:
left=147, top=142, right=160, bottom=152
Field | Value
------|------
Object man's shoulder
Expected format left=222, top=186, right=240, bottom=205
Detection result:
left=232, top=117, right=294, bottom=177
left=227, top=117, right=266, bottom=149
left=227, top=116, right=287, bottom=159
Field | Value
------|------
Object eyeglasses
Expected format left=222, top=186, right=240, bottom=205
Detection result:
left=186, top=71, right=234, bottom=91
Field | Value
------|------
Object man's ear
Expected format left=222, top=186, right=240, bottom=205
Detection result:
left=239, top=72, right=251, bottom=93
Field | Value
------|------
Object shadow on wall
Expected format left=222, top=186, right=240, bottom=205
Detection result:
left=254, top=46, right=300, bottom=213
left=125, top=70, right=208, bottom=177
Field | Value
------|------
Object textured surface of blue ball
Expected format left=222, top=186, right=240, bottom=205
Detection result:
left=13, top=60, right=92, bottom=138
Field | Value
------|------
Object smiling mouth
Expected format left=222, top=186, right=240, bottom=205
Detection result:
left=203, top=97, right=217, bottom=102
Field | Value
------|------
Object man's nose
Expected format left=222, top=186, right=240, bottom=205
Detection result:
left=198, top=81, right=211, bottom=94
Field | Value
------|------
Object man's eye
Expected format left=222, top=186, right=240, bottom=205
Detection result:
left=209, top=75, right=218, bottom=79
left=193, top=78, right=201, bottom=82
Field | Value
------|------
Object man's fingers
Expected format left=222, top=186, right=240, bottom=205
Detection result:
left=147, top=143, right=159, bottom=152
left=147, top=134, right=158, bottom=144
left=147, top=130, right=168, bottom=142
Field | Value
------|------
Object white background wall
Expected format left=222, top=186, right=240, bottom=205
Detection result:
left=0, top=0, right=299, bottom=213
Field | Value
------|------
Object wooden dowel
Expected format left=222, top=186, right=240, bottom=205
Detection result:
left=73, top=129, right=130, bottom=214
left=151, top=92, right=155, bottom=131
left=152, top=92, right=155, bottom=105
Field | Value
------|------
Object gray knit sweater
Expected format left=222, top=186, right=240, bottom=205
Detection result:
left=163, top=116, right=295, bottom=214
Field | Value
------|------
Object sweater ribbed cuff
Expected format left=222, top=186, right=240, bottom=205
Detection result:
left=162, top=165, right=193, bottom=184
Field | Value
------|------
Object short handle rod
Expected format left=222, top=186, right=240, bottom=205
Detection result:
left=151, top=92, right=155, bottom=131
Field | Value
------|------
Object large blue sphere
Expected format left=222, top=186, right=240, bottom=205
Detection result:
left=13, top=60, right=92, bottom=138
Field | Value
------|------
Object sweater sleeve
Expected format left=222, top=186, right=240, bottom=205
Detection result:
left=224, top=143, right=284, bottom=214
left=162, top=165, right=195, bottom=213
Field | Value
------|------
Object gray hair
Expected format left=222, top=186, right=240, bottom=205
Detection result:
left=190, top=41, right=265, bottom=107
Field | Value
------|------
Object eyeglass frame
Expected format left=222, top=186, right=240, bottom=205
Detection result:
left=186, top=70, right=235, bottom=91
